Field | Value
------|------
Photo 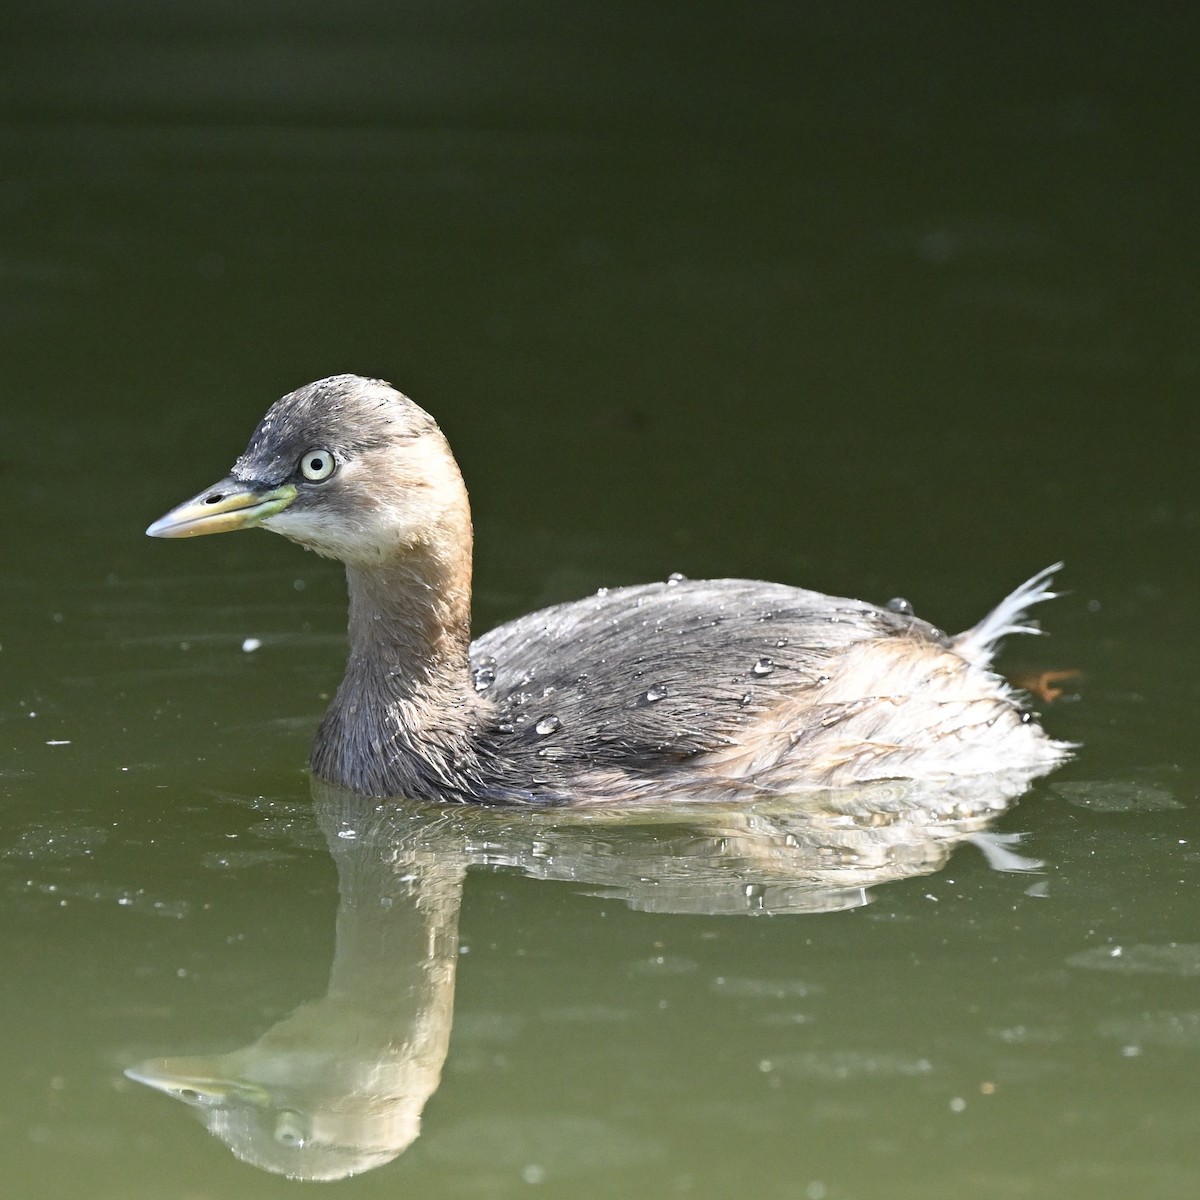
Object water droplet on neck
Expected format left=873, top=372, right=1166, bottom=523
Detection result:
left=666, top=572, right=687, bottom=585
left=751, top=657, right=775, bottom=677
left=535, top=715, right=561, bottom=736
left=640, top=683, right=668, bottom=704
left=885, top=597, right=914, bottom=616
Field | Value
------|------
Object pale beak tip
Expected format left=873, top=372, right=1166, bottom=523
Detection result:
left=145, top=514, right=178, bottom=538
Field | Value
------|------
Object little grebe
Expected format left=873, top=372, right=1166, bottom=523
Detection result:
left=147, top=375, right=1069, bottom=803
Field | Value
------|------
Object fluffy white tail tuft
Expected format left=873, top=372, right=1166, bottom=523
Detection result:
left=952, top=562, right=1064, bottom=669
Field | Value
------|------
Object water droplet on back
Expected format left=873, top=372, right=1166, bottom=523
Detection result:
left=666, top=572, right=686, bottom=585
left=535, top=715, right=561, bottom=736
left=640, top=683, right=668, bottom=704
left=471, top=655, right=498, bottom=693
left=751, top=657, right=775, bottom=677
left=886, top=597, right=914, bottom=616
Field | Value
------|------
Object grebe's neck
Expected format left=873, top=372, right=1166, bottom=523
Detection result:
left=345, top=547, right=472, bottom=691
left=312, top=511, right=488, bottom=797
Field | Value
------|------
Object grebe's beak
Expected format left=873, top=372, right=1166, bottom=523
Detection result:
left=146, top=476, right=297, bottom=538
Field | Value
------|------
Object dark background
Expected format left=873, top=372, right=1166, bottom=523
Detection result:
left=3, top=3, right=1195, bottom=614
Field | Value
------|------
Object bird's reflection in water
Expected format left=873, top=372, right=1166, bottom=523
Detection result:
left=125, top=772, right=1042, bottom=1180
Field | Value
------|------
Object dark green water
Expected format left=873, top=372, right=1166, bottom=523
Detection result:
left=2, top=5, right=1198, bottom=1197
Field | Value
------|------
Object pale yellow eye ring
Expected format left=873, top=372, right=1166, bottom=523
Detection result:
left=299, top=449, right=336, bottom=482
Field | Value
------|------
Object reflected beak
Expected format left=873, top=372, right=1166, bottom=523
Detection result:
left=146, top=477, right=297, bottom=539
left=124, top=1058, right=225, bottom=1100
left=124, top=1057, right=270, bottom=1107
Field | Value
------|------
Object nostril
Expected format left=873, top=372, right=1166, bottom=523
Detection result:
left=204, top=493, right=224, bottom=505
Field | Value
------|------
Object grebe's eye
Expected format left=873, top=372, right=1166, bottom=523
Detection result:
left=299, top=449, right=336, bottom=482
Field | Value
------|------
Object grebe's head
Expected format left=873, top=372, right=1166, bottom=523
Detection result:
left=147, top=375, right=468, bottom=567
